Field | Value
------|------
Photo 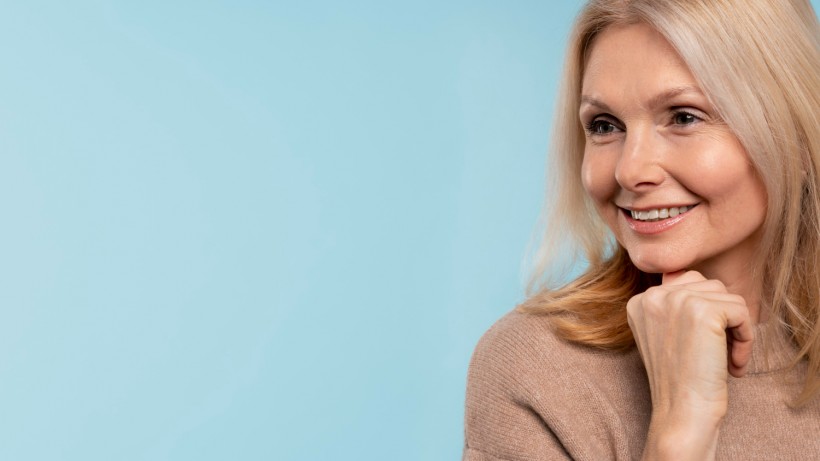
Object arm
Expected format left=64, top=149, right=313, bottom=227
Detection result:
left=463, top=321, right=573, bottom=461
left=627, top=271, right=754, bottom=461
left=463, top=397, right=571, bottom=461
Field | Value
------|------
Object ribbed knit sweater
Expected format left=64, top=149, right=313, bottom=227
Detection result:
left=463, top=309, right=820, bottom=460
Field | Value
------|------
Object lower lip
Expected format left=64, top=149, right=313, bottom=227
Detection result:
left=624, top=208, right=694, bottom=234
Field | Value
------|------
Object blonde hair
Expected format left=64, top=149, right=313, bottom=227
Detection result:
left=520, top=0, right=820, bottom=406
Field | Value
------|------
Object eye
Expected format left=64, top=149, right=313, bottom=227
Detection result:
left=672, top=111, right=700, bottom=126
left=585, top=119, right=621, bottom=135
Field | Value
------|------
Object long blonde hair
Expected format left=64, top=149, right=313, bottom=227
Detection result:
left=520, top=0, right=820, bottom=405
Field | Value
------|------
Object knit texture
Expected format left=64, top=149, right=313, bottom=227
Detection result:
left=463, top=309, right=820, bottom=460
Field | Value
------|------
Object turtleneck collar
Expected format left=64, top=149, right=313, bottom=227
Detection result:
left=745, top=321, right=801, bottom=375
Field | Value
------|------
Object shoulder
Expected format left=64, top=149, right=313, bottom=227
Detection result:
left=466, top=308, right=648, bottom=402
left=464, top=308, right=650, bottom=460
left=463, top=309, right=573, bottom=460
left=467, top=309, right=597, bottom=387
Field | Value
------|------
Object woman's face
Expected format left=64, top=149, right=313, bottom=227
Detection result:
left=579, top=23, right=767, bottom=279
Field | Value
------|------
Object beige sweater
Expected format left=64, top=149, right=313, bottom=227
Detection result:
left=463, top=309, right=820, bottom=460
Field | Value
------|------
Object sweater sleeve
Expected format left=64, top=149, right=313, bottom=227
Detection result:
left=462, top=315, right=572, bottom=461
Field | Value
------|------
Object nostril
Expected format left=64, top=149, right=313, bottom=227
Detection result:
left=615, top=135, right=665, bottom=190
left=615, top=163, right=665, bottom=190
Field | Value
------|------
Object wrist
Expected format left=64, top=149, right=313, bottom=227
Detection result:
left=643, top=412, right=722, bottom=461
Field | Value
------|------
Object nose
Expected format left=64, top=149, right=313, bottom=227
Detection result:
left=615, top=126, right=665, bottom=191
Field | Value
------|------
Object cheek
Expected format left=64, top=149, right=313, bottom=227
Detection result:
left=672, top=143, right=768, bottom=233
left=675, top=145, right=764, bottom=207
left=703, top=171, right=767, bottom=223
left=581, top=151, right=617, bottom=204
left=676, top=134, right=760, bottom=200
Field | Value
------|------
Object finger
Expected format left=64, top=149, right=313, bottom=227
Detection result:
left=729, top=334, right=754, bottom=377
left=670, top=290, right=746, bottom=305
left=660, top=279, right=731, bottom=295
left=661, top=270, right=689, bottom=285
left=661, top=270, right=687, bottom=285
left=724, top=305, right=755, bottom=377
left=662, top=270, right=707, bottom=286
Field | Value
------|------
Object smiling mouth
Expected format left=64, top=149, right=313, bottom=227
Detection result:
left=624, top=205, right=698, bottom=222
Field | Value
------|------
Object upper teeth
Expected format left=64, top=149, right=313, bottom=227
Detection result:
left=630, top=206, right=692, bottom=221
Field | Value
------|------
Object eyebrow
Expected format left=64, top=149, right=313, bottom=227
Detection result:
left=580, top=86, right=705, bottom=112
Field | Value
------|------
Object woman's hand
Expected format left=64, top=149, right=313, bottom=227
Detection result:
left=627, top=270, right=754, bottom=461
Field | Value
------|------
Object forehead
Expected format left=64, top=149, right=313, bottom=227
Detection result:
left=581, top=23, right=699, bottom=99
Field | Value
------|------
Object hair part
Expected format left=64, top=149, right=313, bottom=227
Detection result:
left=520, top=0, right=820, bottom=406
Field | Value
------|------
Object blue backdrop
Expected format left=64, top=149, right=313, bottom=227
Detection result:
left=10, top=1, right=812, bottom=460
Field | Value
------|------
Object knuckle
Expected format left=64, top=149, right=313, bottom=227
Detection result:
left=666, top=289, right=689, bottom=307
left=729, top=294, right=746, bottom=305
left=642, top=286, right=666, bottom=305
left=688, top=302, right=711, bottom=321
left=682, top=298, right=720, bottom=325
left=682, top=295, right=705, bottom=310
left=626, top=295, right=647, bottom=322
left=704, top=279, right=727, bottom=292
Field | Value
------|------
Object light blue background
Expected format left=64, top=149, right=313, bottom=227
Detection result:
left=13, top=0, right=812, bottom=460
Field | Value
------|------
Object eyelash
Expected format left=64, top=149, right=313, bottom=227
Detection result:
left=584, top=118, right=620, bottom=136
left=671, top=110, right=700, bottom=126
left=583, top=110, right=702, bottom=136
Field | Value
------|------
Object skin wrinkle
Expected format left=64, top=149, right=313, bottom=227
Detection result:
left=579, top=24, right=768, bottom=323
left=581, top=86, right=707, bottom=119
left=465, top=2, right=820, bottom=458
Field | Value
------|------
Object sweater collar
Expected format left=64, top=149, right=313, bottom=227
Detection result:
left=745, top=321, right=800, bottom=375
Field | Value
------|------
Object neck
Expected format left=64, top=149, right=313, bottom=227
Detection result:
left=688, top=224, right=766, bottom=324
left=692, top=262, right=765, bottom=324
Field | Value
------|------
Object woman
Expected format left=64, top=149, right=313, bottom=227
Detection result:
left=463, top=1, right=820, bottom=460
